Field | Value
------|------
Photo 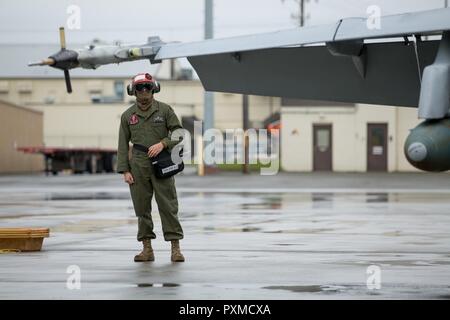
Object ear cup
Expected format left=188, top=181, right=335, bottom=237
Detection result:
left=126, top=84, right=134, bottom=96
left=152, top=81, right=161, bottom=93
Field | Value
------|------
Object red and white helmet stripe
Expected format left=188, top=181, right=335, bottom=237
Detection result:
left=132, top=73, right=153, bottom=85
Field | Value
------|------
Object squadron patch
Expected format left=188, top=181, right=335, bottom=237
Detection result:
left=129, top=114, right=139, bottom=125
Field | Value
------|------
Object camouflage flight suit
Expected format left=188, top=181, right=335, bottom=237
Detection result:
left=117, top=99, right=184, bottom=242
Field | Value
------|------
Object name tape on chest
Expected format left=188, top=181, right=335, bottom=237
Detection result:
left=153, top=115, right=165, bottom=123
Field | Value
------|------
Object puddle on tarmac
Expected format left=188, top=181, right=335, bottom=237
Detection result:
left=406, top=242, right=437, bottom=246
left=312, top=193, right=334, bottom=202
left=263, top=285, right=346, bottom=293
left=137, top=283, right=180, bottom=288
left=43, top=192, right=130, bottom=201
left=365, top=193, right=389, bottom=203
left=264, top=228, right=335, bottom=234
left=241, top=196, right=282, bottom=210
left=371, top=260, right=445, bottom=267
left=202, top=226, right=261, bottom=233
left=338, top=259, right=446, bottom=267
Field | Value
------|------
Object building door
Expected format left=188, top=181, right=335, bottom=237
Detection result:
left=313, top=124, right=332, bottom=171
left=367, top=123, right=388, bottom=171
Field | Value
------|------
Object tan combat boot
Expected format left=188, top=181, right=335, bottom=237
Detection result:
left=134, top=239, right=155, bottom=262
left=171, top=240, right=185, bottom=262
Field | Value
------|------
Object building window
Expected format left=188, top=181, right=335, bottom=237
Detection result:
left=114, top=81, right=124, bottom=99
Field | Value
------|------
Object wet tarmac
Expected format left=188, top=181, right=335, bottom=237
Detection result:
left=0, top=173, right=449, bottom=299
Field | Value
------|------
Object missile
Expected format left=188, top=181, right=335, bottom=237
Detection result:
left=28, top=27, right=165, bottom=93
left=404, top=118, right=450, bottom=172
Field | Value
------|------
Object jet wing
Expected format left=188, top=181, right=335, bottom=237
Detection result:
left=154, top=7, right=450, bottom=108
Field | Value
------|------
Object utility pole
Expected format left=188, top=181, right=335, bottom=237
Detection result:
left=170, top=59, right=175, bottom=79
left=201, top=0, right=215, bottom=175
left=282, top=0, right=310, bottom=27
left=204, top=0, right=214, bottom=133
left=299, top=0, right=305, bottom=27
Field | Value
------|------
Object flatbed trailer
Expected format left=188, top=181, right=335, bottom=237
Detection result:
left=17, top=146, right=117, bottom=175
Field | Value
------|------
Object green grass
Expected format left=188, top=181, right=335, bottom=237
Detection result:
left=217, top=159, right=280, bottom=172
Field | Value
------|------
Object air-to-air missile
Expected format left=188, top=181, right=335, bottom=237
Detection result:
left=28, top=27, right=165, bottom=93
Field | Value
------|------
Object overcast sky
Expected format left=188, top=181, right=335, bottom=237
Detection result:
left=0, top=0, right=447, bottom=45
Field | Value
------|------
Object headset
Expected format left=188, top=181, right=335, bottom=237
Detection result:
left=127, top=73, right=161, bottom=96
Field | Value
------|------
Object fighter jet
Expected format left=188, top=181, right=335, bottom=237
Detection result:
left=28, top=7, right=450, bottom=172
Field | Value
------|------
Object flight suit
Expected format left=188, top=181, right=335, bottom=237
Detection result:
left=117, top=99, right=184, bottom=242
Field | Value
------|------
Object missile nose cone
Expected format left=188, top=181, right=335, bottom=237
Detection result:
left=28, top=58, right=55, bottom=67
left=407, top=142, right=428, bottom=162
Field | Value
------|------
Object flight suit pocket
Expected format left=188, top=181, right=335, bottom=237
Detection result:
left=130, top=123, right=143, bottom=140
left=130, top=123, right=145, bottom=141
left=150, top=122, right=168, bottom=139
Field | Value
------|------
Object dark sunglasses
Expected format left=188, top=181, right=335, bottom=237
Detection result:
left=135, top=83, right=153, bottom=92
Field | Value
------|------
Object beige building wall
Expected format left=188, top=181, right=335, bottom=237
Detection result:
left=281, top=104, right=423, bottom=172
left=0, top=100, right=44, bottom=173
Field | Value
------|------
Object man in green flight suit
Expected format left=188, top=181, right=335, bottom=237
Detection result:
left=117, top=73, right=185, bottom=262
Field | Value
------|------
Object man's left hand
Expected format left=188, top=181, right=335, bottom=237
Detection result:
left=148, top=142, right=164, bottom=158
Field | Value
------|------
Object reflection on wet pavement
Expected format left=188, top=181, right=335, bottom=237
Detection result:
left=264, top=285, right=345, bottom=293
left=0, top=176, right=450, bottom=299
left=45, top=192, right=130, bottom=201
left=137, top=283, right=180, bottom=288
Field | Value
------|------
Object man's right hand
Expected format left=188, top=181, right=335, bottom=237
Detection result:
left=124, top=172, right=135, bottom=185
